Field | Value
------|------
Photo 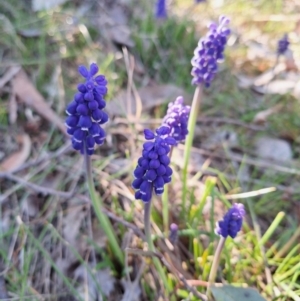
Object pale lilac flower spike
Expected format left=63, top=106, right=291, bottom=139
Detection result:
left=162, top=96, right=190, bottom=144
left=191, top=15, right=230, bottom=87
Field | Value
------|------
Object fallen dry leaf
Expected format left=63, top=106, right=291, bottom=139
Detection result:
left=252, top=79, right=296, bottom=94
left=12, top=69, right=66, bottom=135
left=0, top=66, right=21, bottom=89
left=0, top=134, right=31, bottom=172
left=253, top=63, right=286, bottom=87
left=74, top=266, right=116, bottom=299
left=253, top=104, right=282, bottom=124
left=121, top=279, right=142, bottom=301
left=98, top=3, right=135, bottom=48
left=106, top=84, right=189, bottom=116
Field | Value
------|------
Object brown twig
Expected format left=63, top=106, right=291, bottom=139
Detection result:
left=0, top=172, right=74, bottom=200
left=10, top=142, right=71, bottom=174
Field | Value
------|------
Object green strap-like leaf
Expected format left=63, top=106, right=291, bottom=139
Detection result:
left=211, top=285, right=267, bottom=301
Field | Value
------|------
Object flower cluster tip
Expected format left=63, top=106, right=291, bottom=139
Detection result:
left=191, top=15, right=230, bottom=87
left=65, top=63, right=109, bottom=155
left=215, top=203, right=245, bottom=238
left=162, top=96, right=190, bottom=144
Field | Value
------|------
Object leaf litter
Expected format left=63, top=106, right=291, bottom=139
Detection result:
left=1, top=0, right=300, bottom=300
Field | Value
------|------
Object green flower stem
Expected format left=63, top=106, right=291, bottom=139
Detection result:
left=84, top=152, right=124, bottom=265
left=182, top=85, right=202, bottom=218
left=162, top=185, right=169, bottom=233
left=162, top=146, right=174, bottom=233
left=144, top=200, right=170, bottom=293
left=207, top=236, right=226, bottom=296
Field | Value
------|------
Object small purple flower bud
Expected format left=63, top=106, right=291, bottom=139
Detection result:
left=85, top=80, right=94, bottom=91
left=149, top=159, right=160, bottom=169
left=94, top=136, right=105, bottom=145
left=132, top=178, right=143, bottom=189
left=159, top=155, right=170, bottom=165
left=95, top=75, right=107, bottom=85
left=66, top=115, right=79, bottom=128
left=88, top=100, right=98, bottom=111
left=78, top=65, right=89, bottom=78
left=89, top=123, right=100, bottom=137
left=77, top=83, right=87, bottom=93
left=140, top=181, right=152, bottom=202
left=72, top=139, right=83, bottom=150
left=73, top=129, right=85, bottom=142
left=99, top=111, right=109, bottom=124
left=67, top=127, right=76, bottom=135
left=74, top=92, right=84, bottom=103
left=66, top=101, right=78, bottom=115
left=84, top=91, right=94, bottom=101
left=165, top=166, right=172, bottom=177
left=163, top=175, right=171, bottom=184
left=169, top=223, right=178, bottom=244
left=143, top=141, right=155, bottom=151
left=76, top=104, right=89, bottom=116
left=135, top=191, right=142, bottom=200
left=156, top=126, right=170, bottom=136
left=156, top=164, right=166, bottom=176
left=215, top=203, right=245, bottom=238
left=144, top=129, right=155, bottom=140
left=89, top=63, right=99, bottom=76
left=95, top=86, right=108, bottom=96
left=138, top=158, right=150, bottom=169
left=92, top=109, right=103, bottom=122
left=145, top=169, right=157, bottom=182
left=134, top=166, right=146, bottom=178
left=78, top=115, right=92, bottom=130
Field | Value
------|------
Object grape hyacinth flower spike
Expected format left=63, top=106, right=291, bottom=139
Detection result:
left=215, top=203, right=245, bottom=238
left=191, top=15, right=230, bottom=87
left=65, top=63, right=123, bottom=265
left=207, top=203, right=245, bottom=292
left=133, top=126, right=176, bottom=291
left=277, top=34, right=289, bottom=55
left=65, top=63, right=108, bottom=155
left=182, top=16, right=230, bottom=219
left=155, top=0, right=167, bottom=19
left=162, top=96, right=191, bottom=144
left=132, top=126, right=176, bottom=202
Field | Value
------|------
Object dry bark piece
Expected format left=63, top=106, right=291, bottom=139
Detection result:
left=11, top=69, right=67, bottom=135
left=0, top=134, right=31, bottom=172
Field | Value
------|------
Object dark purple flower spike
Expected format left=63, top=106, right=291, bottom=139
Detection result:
left=155, top=0, right=167, bottom=19
left=191, top=15, right=230, bottom=87
left=215, top=203, right=245, bottom=238
left=132, top=126, right=176, bottom=202
left=277, top=34, right=289, bottom=55
left=162, top=96, right=190, bottom=144
left=65, top=63, right=109, bottom=155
